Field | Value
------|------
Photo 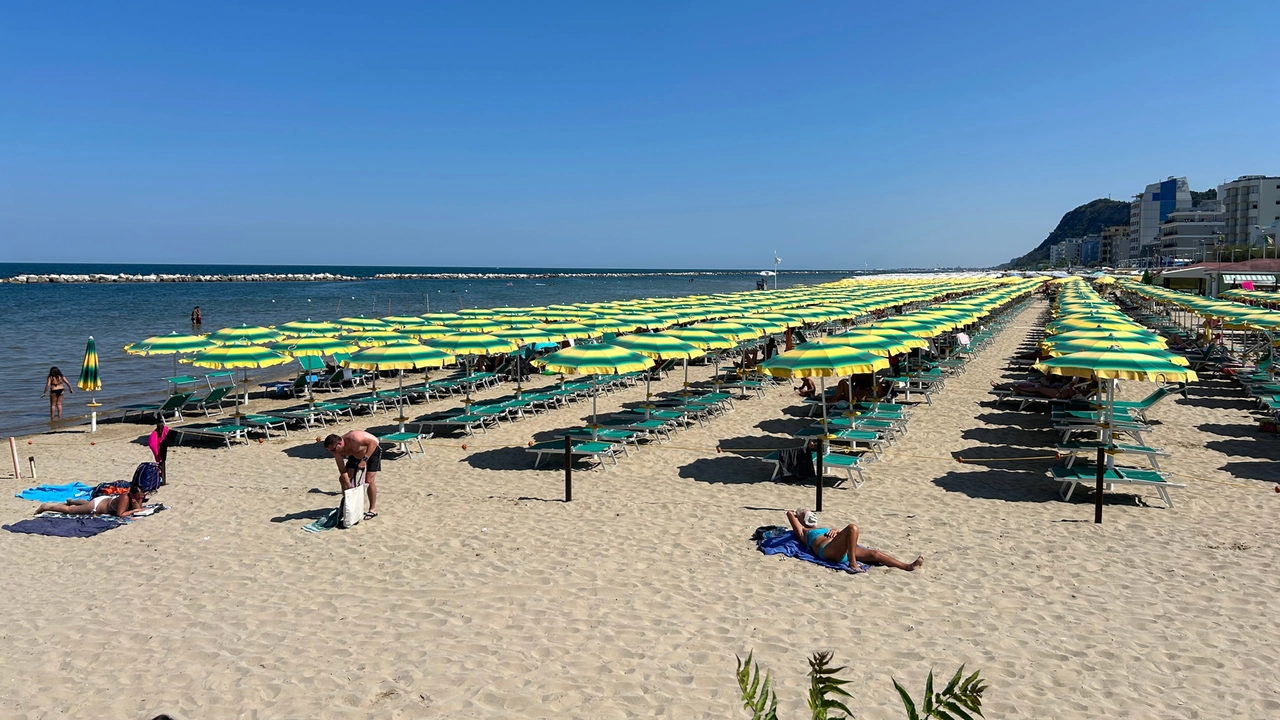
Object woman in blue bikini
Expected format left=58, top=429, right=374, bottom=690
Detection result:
left=786, top=509, right=922, bottom=571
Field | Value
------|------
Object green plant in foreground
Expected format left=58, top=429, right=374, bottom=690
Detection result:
left=736, top=651, right=986, bottom=720
left=892, top=665, right=987, bottom=720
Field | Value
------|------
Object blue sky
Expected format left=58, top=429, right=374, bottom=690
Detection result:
left=2, top=1, right=1277, bottom=269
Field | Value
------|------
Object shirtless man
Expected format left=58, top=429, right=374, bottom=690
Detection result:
left=324, top=430, right=381, bottom=519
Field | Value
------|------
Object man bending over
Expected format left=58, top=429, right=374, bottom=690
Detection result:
left=324, top=430, right=381, bottom=519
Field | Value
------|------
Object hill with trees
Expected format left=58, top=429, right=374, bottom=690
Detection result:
left=1002, top=198, right=1131, bottom=268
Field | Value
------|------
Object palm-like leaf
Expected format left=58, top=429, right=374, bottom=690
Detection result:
left=736, top=652, right=780, bottom=720
left=807, top=651, right=853, bottom=720
left=894, top=665, right=986, bottom=720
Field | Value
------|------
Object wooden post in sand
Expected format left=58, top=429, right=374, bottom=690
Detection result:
left=9, top=437, right=20, bottom=480
left=813, top=441, right=824, bottom=512
left=563, top=435, right=572, bottom=502
left=1094, top=447, right=1105, bottom=523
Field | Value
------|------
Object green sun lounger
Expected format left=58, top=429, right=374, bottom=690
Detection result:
left=1050, top=466, right=1184, bottom=508
left=120, top=392, right=195, bottom=424
left=762, top=450, right=867, bottom=488
left=1055, top=440, right=1171, bottom=471
left=172, top=422, right=251, bottom=448
left=526, top=440, right=620, bottom=470
left=184, top=385, right=234, bottom=416
left=376, top=431, right=431, bottom=459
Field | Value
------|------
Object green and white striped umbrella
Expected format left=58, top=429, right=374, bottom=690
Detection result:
left=208, top=324, right=285, bottom=344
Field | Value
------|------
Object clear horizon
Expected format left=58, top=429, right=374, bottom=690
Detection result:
left=2, top=1, right=1277, bottom=268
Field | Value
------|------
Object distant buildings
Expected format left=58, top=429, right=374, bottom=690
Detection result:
left=1219, top=175, right=1280, bottom=245
left=1157, top=204, right=1224, bottom=262
left=1079, top=235, right=1101, bottom=265
left=1049, top=237, right=1082, bottom=266
left=1100, top=225, right=1127, bottom=266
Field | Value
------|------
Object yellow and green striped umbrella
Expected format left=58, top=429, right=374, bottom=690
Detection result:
left=690, top=321, right=760, bottom=342
left=1033, top=351, right=1195, bottom=383
left=759, top=343, right=889, bottom=379
left=821, top=332, right=916, bottom=356
left=608, top=334, right=704, bottom=360
left=420, top=312, right=463, bottom=323
left=342, top=342, right=454, bottom=371
left=277, top=320, right=341, bottom=336
left=395, top=324, right=455, bottom=339
left=722, top=316, right=786, bottom=335
left=446, top=317, right=507, bottom=333
left=533, top=344, right=654, bottom=431
left=336, top=316, right=388, bottom=330
left=77, top=337, right=102, bottom=405
left=382, top=315, right=428, bottom=327
left=537, top=322, right=602, bottom=340
left=426, top=332, right=520, bottom=356
left=867, top=319, right=945, bottom=338
left=125, top=332, right=218, bottom=356
left=577, top=317, right=641, bottom=334
left=1043, top=329, right=1160, bottom=344
left=340, top=330, right=414, bottom=347
left=850, top=327, right=930, bottom=349
left=492, top=327, right=562, bottom=344
left=208, top=324, right=285, bottom=344
left=270, top=336, right=358, bottom=357
left=1042, top=339, right=1188, bottom=363
left=456, top=308, right=498, bottom=317
left=189, top=345, right=291, bottom=370
left=657, top=328, right=736, bottom=350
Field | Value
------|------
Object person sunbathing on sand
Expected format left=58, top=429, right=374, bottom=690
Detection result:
left=785, top=509, right=922, bottom=571
left=35, top=486, right=145, bottom=518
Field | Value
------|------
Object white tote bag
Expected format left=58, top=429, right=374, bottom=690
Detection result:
left=340, top=474, right=367, bottom=529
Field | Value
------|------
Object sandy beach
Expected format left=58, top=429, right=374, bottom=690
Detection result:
left=3, top=298, right=1278, bottom=719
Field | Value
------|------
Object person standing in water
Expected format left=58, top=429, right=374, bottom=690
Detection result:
left=190, top=306, right=203, bottom=328
left=40, top=367, right=73, bottom=420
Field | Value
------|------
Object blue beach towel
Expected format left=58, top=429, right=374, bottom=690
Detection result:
left=753, top=526, right=868, bottom=574
left=3, top=517, right=121, bottom=537
left=15, top=483, right=94, bottom=503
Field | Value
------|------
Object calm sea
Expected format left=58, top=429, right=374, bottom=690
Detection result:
left=0, top=263, right=857, bottom=437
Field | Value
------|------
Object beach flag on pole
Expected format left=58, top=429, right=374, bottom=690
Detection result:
left=77, top=336, right=102, bottom=431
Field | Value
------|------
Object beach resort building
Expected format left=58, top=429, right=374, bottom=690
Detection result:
left=1219, top=175, right=1280, bottom=246
left=1079, top=235, right=1101, bottom=266
left=1049, top=237, right=1082, bottom=266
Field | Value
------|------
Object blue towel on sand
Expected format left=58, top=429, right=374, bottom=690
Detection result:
left=753, top=526, right=868, bottom=574
left=15, top=483, right=94, bottom=503
left=3, top=517, right=120, bottom=537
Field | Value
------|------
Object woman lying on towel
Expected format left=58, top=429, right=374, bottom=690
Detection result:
left=990, top=375, right=1089, bottom=399
left=786, top=509, right=922, bottom=571
left=35, top=485, right=145, bottom=518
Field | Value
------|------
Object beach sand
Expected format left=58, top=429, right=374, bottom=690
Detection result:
left=2, top=299, right=1278, bottom=719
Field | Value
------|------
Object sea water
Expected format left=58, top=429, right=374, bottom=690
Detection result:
left=0, top=264, right=854, bottom=437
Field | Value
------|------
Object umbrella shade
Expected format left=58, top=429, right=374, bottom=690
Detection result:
left=426, top=332, right=520, bottom=355
left=270, top=337, right=358, bottom=357
left=657, top=328, right=736, bottom=350
left=208, top=325, right=285, bottom=344
left=533, top=344, right=655, bottom=376
left=124, top=332, right=218, bottom=356
left=760, top=344, right=890, bottom=378
left=820, top=332, right=916, bottom=356
left=336, top=316, right=389, bottom=330
left=277, top=320, right=342, bottom=336
left=340, top=330, right=414, bottom=346
left=342, top=343, right=455, bottom=371
left=188, top=345, right=291, bottom=369
left=77, top=336, right=101, bottom=392
left=1033, top=351, right=1197, bottom=383
left=537, top=322, right=602, bottom=340
left=445, top=318, right=507, bottom=333
left=690, top=321, right=760, bottom=341
left=608, top=334, right=704, bottom=360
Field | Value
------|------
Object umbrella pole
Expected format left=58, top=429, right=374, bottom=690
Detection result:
left=1095, top=378, right=1115, bottom=524
left=397, top=370, right=406, bottom=433
left=644, top=374, right=652, bottom=421
left=591, top=388, right=599, bottom=440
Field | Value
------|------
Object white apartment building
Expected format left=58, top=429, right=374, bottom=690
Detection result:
left=1219, top=175, right=1280, bottom=245
left=1049, top=237, right=1082, bottom=266
left=1156, top=204, right=1224, bottom=262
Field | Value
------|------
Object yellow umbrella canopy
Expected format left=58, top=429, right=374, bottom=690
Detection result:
left=537, top=322, right=602, bottom=340
left=336, top=316, right=388, bottom=331
left=689, top=321, right=760, bottom=342
left=340, top=330, right=414, bottom=346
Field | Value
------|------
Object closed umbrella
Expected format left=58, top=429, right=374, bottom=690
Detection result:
left=78, top=336, right=102, bottom=431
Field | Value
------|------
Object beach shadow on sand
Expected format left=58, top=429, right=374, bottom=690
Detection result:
left=677, top=456, right=841, bottom=487
left=465, top=447, right=538, bottom=471
left=756, top=418, right=810, bottom=435
left=1196, top=423, right=1261, bottom=439
left=932, top=468, right=1057, bottom=503
left=282, top=442, right=333, bottom=460
left=270, top=507, right=333, bottom=523
left=718, top=435, right=801, bottom=454
left=1205, top=438, right=1280, bottom=461
left=960, top=426, right=1054, bottom=449
left=1218, top=461, right=1280, bottom=482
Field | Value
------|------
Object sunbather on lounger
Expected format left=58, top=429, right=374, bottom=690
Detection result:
left=35, top=486, right=145, bottom=518
left=785, top=509, right=922, bottom=571
left=324, top=431, right=381, bottom=519
left=991, top=376, right=1086, bottom=399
